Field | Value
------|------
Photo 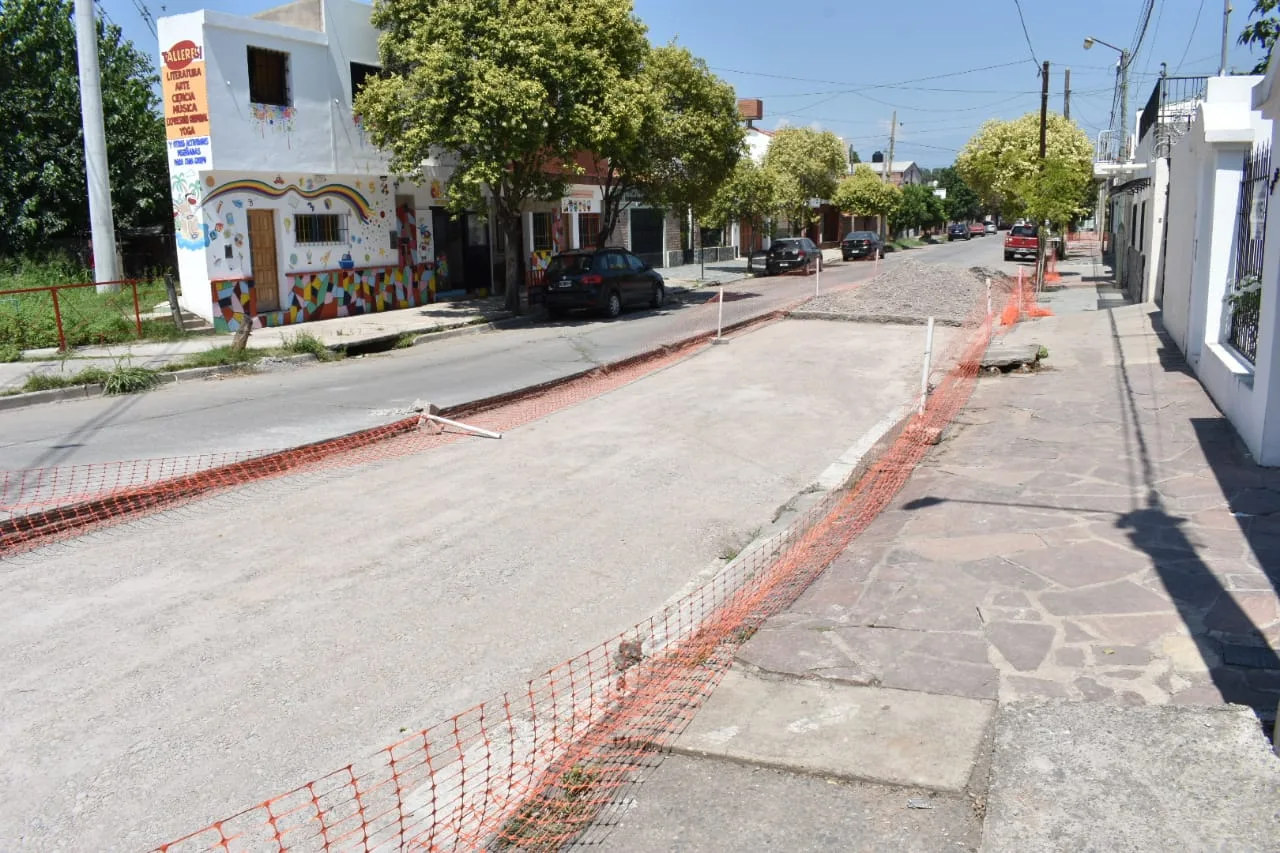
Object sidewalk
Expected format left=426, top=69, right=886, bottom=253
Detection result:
left=600, top=276, right=1280, bottom=850
left=1, top=250, right=845, bottom=394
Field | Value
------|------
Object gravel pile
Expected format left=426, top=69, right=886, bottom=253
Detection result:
left=794, top=259, right=997, bottom=326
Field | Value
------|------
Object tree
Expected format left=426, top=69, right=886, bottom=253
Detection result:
left=890, top=183, right=945, bottom=234
left=955, top=112, right=1093, bottom=222
left=0, top=0, right=168, bottom=258
left=762, top=127, right=847, bottom=233
left=1239, top=0, right=1279, bottom=73
left=833, top=165, right=902, bottom=231
left=935, top=166, right=982, bottom=222
left=849, top=146, right=861, bottom=164
left=586, top=43, right=743, bottom=249
left=702, top=158, right=779, bottom=240
left=359, top=0, right=649, bottom=313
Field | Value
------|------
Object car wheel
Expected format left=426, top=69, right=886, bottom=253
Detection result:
left=605, top=290, right=622, bottom=318
left=650, top=282, right=665, bottom=309
left=1004, top=252, right=1013, bottom=261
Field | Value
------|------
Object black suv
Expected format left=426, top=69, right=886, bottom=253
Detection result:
left=764, top=237, right=822, bottom=276
left=543, top=247, right=665, bottom=319
left=947, top=223, right=971, bottom=241
left=841, top=231, right=884, bottom=261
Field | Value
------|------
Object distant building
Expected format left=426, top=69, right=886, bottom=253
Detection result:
left=859, top=161, right=924, bottom=187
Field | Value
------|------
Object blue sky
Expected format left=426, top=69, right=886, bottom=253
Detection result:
left=108, top=0, right=1268, bottom=166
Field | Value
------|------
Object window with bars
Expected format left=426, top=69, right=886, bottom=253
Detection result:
left=532, top=212, right=553, bottom=251
left=248, top=47, right=290, bottom=106
left=295, top=214, right=347, bottom=245
left=577, top=213, right=601, bottom=248
left=1228, top=143, right=1271, bottom=364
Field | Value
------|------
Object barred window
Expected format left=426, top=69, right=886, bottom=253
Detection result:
left=247, top=47, right=290, bottom=106
left=295, top=213, right=347, bottom=245
left=532, top=212, right=553, bottom=251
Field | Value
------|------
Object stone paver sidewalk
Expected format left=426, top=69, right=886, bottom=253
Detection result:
left=599, top=273, right=1280, bottom=851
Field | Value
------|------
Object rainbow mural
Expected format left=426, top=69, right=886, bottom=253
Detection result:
left=201, top=179, right=376, bottom=221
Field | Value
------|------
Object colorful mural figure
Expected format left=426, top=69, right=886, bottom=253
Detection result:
left=171, top=173, right=210, bottom=251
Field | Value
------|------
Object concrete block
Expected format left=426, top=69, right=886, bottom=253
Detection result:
left=673, top=668, right=994, bottom=792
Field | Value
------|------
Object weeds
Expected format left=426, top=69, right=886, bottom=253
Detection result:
left=394, top=332, right=417, bottom=349
left=21, top=366, right=110, bottom=392
left=0, top=343, right=20, bottom=363
left=495, top=765, right=603, bottom=851
left=1037, top=345, right=1049, bottom=360
left=166, top=346, right=260, bottom=371
left=282, top=331, right=338, bottom=361
left=103, top=365, right=160, bottom=395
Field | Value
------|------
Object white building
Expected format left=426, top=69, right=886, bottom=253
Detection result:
left=1157, top=73, right=1280, bottom=465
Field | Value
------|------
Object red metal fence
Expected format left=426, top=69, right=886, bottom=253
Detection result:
left=0, top=279, right=151, bottom=351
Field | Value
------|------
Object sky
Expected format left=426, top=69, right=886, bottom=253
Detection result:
left=105, top=0, right=1268, bottom=167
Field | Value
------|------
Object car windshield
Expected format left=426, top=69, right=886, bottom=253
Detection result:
left=546, top=254, right=595, bottom=276
left=845, top=232, right=876, bottom=240
left=1010, top=225, right=1038, bottom=237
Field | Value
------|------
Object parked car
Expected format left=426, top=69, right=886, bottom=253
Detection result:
left=764, top=237, right=823, bottom=276
left=969, top=223, right=986, bottom=237
left=1003, top=224, right=1039, bottom=262
left=984, top=222, right=997, bottom=235
left=947, top=223, right=971, bottom=241
left=840, top=230, right=884, bottom=261
left=542, top=247, right=665, bottom=319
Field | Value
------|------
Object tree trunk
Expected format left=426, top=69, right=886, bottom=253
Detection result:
left=503, top=215, right=523, bottom=315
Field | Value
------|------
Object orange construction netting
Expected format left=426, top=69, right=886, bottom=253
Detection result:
left=139, top=275, right=1024, bottom=853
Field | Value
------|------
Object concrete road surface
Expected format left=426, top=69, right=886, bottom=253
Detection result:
left=0, top=317, right=960, bottom=850
left=0, top=236, right=997, bottom=474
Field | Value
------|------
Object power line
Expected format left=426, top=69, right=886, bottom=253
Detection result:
left=1141, top=0, right=1167, bottom=79
left=1011, top=0, right=1041, bottom=68
left=1174, top=0, right=1208, bottom=74
left=711, top=60, right=1029, bottom=93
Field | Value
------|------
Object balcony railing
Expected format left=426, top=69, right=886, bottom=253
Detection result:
left=1138, top=75, right=1209, bottom=157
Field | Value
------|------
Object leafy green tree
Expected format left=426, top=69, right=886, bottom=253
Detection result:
left=0, top=0, right=168, bottom=258
left=890, top=183, right=945, bottom=234
left=833, top=165, right=902, bottom=231
left=586, top=43, right=743, bottom=249
left=849, top=146, right=861, bottom=164
left=359, top=0, right=649, bottom=312
left=935, top=166, right=982, bottom=222
left=1239, top=0, right=1279, bottom=73
left=702, top=158, right=779, bottom=239
left=762, top=127, right=847, bottom=233
left=956, top=113, right=1092, bottom=222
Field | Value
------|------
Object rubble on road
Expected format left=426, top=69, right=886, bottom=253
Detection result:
left=793, top=259, right=996, bottom=326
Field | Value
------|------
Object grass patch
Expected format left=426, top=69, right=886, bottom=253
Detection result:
left=103, top=365, right=161, bottom=395
left=21, top=366, right=110, bottom=392
left=1037, top=345, right=1049, bottom=360
left=495, top=765, right=603, bottom=851
left=282, top=330, right=338, bottom=361
left=0, top=258, right=174, bottom=350
left=891, top=237, right=927, bottom=250
left=0, top=343, right=20, bottom=363
left=166, top=345, right=262, bottom=371
left=394, top=332, right=417, bottom=349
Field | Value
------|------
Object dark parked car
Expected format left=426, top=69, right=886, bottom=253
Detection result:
left=542, top=247, right=665, bottom=319
left=840, top=231, right=884, bottom=261
left=947, top=223, right=971, bottom=241
left=764, top=237, right=823, bottom=276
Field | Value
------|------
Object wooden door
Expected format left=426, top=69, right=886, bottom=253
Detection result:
left=247, top=209, right=281, bottom=312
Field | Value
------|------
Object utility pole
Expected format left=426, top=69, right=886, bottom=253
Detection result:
left=1220, top=0, right=1232, bottom=76
left=882, top=109, right=897, bottom=242
left=1039, top=60, right=1050, bottom=160
left=1120, top=50, right=1130, bottom=159
left=1064, top=67, right=1071, bottom=120
left=74, top=0, right=121, bottom=291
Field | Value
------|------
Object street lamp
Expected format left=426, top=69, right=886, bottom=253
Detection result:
left=1085, top=36, right=1131, bottom=160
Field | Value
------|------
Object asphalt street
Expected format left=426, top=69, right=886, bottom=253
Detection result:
left=0, top=236, right=1004, bottom=473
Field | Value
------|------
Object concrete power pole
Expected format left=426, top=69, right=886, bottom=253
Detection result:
left=883, top=110, right=897, bottom=242
left=1064, top=67, right=1071, bottom=120
left=74, top=0, right=121, bottom=291
left=1220, top=0, right=1232, bottom=76
left=1120, top=50, right=1130, bottom=160
left=1038, top=61, right=1050, bottom=291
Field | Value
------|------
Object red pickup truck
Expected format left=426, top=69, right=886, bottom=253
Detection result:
left=1004, top=224, right=1039, bottom=262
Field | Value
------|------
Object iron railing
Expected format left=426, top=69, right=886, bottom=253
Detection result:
left=1228, top=143, right=1270, bottom=363
left=1138, top=75, right=1209, bottom=157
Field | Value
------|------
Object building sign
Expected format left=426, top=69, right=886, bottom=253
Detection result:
left=561, top=186, right=599, bottom=214
left=168, top=136, right=210, bottom=169
left=161, top=39, right=211, bottom=141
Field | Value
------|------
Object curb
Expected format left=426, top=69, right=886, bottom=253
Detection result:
left=787, top=310, right=966, bottom=328
left=0, top=354, right=317, bottom=413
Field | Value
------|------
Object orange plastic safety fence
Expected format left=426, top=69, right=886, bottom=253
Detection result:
left=149, top=278, right=1010, bottom=853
